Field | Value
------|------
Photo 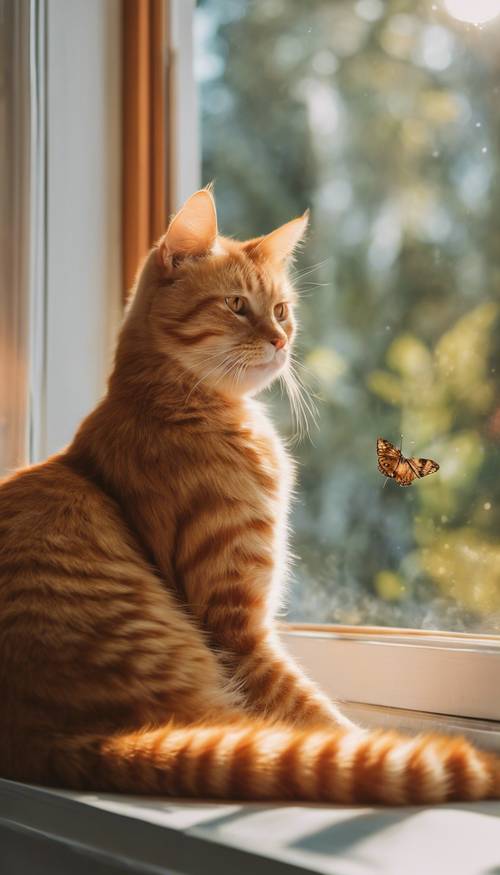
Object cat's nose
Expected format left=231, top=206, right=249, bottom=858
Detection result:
left=270, top=336, right=287, bottom=350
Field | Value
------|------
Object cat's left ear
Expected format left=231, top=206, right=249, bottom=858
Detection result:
left=158, top=187, right=218, bottom=266
left=252, top=210, right=309, bottom=267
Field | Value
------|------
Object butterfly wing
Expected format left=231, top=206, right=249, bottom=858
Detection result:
left=376, top=438, right=401, bottom=478
left=407, top=457, right=440, bottom=479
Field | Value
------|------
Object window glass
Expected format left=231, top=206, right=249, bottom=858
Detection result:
left=195, top=0, right=500, bottom=633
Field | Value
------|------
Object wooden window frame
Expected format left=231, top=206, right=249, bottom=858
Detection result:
left=122, top=0, right=166, bottom=296
left=122, top=0, right=199, bottom=297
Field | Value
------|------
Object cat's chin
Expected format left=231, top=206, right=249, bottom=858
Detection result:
left=240, top=358, right=286, bottom=395
left=210, top=360, right=284, bottom=398
left=205, top=350, right=288, bottom=397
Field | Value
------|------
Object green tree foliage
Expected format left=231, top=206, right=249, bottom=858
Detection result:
left=196, top=0, right=500, bottom=631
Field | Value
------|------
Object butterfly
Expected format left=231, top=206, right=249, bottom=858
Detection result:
left=377, top=437, right=439, bottom=487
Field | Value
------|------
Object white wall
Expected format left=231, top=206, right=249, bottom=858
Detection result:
left=42, top=0, right=122, bottom=458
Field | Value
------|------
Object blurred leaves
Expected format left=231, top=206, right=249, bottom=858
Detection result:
left=305, top=347, right=347, bottom=393
left=435, top=302, right=498, bottom=412
left=375, top=570, right=407, bottom=601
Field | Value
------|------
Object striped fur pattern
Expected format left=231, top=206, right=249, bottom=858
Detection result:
left=0, top=189, right=498, bottom=804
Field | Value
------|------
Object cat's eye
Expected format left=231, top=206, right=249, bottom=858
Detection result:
left=274, top=302, right=289, bottom=322
left=225, top=295, right=248, bottom=315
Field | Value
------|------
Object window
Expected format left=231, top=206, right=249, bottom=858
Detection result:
left=2, top=0, right=500, bottom=730
left=195, top=0, right=500, bottom=639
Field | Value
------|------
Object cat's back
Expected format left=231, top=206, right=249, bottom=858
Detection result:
left=1, top=454, right=84, bottom=517
left=0, top=455, right=135, bottom=570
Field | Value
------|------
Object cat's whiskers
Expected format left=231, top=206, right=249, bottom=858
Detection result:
left=280, top=359, right=318, bottom=443
left=209, top=351, right=248, bottom=391
left=225, top=353, right=250, bottom=387
left=288, top=352, right=320, bottom=389
left=212, top=357, right=240, bottom=388
left=184, top=350, right=236, bottom=404
left=295, top=281, right=330, bottom=300
left=290, top=257, right=330, bottom=284
left=298, top=280, right=329, bottom=287
left=234, top=356, right=250, bottom=386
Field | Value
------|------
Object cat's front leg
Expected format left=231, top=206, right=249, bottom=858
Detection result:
left=176, top=525, right=350, bottom=729
left=226, top=628, right=353, bottom=729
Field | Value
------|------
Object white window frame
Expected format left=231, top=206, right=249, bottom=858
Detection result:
left=282, top=625, right=500, bottom=741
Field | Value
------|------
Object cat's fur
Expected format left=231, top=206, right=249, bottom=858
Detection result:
left=0, top=189, right=498, bottom=803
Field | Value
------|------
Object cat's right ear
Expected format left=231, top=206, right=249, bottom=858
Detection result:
left=158, top=188, right=218, bottom=268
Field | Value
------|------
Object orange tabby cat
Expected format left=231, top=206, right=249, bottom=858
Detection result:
left=0, top=188, right=498, bottom=803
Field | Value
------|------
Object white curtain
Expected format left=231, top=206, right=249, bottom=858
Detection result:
left=0, top=0, right=39, bottom=474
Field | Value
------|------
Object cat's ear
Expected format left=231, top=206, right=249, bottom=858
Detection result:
left=158, top=188, right=218, bottom=266
left=251, top=211, right=309, bottom=267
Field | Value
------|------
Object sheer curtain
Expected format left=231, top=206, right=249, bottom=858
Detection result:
left=0, top=0, right=46, bottom=476
left=0, top=0, right=31, bottom=474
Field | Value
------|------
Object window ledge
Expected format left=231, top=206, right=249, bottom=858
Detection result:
left=1, top=777, right=500, bottom=875
left=281, top=625, right=500, bottom=724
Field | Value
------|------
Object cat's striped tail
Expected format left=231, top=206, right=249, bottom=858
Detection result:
left=9, top=721, right=500, bottom=804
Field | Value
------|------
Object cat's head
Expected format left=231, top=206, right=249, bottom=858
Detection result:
left=127, top=187, right=308, bottom=398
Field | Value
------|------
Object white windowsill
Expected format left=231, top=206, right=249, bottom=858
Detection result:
left=2, top=634, right=500, bottom=873
left=1, top=776, right=500, bottom=875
